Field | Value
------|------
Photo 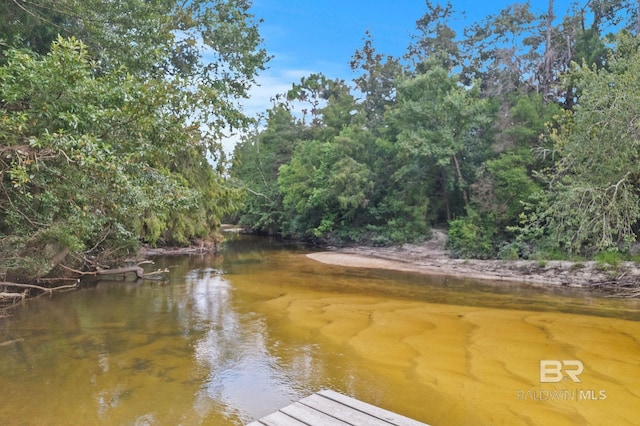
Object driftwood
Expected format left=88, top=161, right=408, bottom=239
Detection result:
left=0, top=338, right=24, bottom=347
left=0, top=281, right=79, bottom=308
left=61, top=260, right=168, bottom=281
left=0, top=259, right=168, bottom=312
left=97, top=265, right=145, bottom=279
left=36, top=277, right=79, bottom=283
left=0, top=281, right=78, bottom=294
left=0, top=291, right=27, bottom=300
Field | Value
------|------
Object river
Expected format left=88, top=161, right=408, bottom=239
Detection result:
left=1, top=233, right=639, bottom=425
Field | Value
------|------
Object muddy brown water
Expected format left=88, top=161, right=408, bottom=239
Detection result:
left=1, top=234, right=639, bottom=425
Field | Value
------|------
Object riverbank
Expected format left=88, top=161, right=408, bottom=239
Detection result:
left=307, top=230, right=640, bottom=296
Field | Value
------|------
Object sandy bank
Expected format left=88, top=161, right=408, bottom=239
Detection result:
left=306, top=230, right=640, bottom=292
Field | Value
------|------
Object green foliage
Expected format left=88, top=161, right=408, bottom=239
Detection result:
left=472, top=149, right=540, bottom=229
left=389, top=61, right=491, bottom=221
left=497, top=241, right=531, bottom=261
left=232, top=63, right=440, bottom=245
left=0, top=0, right=268, bottom=278
left=350, top=31, right=403, bottom=133
left=0, top=40, right=179, bottom=256
left=518, top=34, right=640, bottom=255
left=595, top=250, right=623, bottom=267
left=0, top=32, right=260, bottom=278
left=447, top=208, right=497, bottom=259
left=229, top=2, right=640, bottom=261
left=278, top=132, right=375, bottom=240
left=230, top=106, right=302, bottom=235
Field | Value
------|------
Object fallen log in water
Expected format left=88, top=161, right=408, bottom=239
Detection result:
left=1, top=260, right=168, bottom=313
left=96, top=265, right=145, bottom=279
left=0, top=281, right=79, bottom=310
left=0, top=281, right=78, bottom=294
left=61, top=260, right=168, bottom=281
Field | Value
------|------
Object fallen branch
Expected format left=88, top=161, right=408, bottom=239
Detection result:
left=97, top=266, right=144, bottom=279
left=0, top=291, right=27, bottom=300
left=0, top=338, right=24, bottom=347
left=143, top=268, right=170, bottom=280
left=59, top=264, right=86, bottom=275
left=1, top=281, right=78, bottom=294
left=36, top=277, right=79, bottom=283
left=60, top=260, right=166, bottom=281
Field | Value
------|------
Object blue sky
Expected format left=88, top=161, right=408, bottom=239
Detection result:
left=251, top=1, right=573, bottom=78
left=226, top=0, right=574, bottom=149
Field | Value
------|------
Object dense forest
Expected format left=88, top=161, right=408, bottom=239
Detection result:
left=2, top=1, right=640, bottom=287
left=231, top=0, right=640, bottom=261
left=0, top=0, right=268, bottom=281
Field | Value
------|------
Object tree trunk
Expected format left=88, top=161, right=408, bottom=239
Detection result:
left=452, top=154, right=469, bottom=206
left=542, top=0, right=555, bottom=96
left=442, top=170, right=451, bottom=221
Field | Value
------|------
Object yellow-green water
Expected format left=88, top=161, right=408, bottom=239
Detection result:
left=1, top=235, right=639, bottom=425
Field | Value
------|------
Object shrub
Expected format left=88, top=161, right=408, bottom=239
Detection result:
left=595, top=250, right=623, bottom=267
left=447, top=208, right=497, bottom=259
left=498, top=241, right=531, bottom=260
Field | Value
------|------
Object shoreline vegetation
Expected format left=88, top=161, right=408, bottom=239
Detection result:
left=2, top=227, right=639, bottom=315
left=0, top=240, right=223, bottom=313
left=0, top=2, right=267, bottom=312
left=4, top=3, right=640, bottom=310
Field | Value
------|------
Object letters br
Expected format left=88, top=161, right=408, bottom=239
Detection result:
left=540, top=360, right=583, bottom=383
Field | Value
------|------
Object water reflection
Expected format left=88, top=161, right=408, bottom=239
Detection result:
left=186, top=266, right=299, bottom=421
left=0, top=235, right=638, bottom=425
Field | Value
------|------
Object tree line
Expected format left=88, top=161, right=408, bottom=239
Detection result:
left=231, top=0, right=640, bottom=260
left=0, top=0, right=268, bottom=281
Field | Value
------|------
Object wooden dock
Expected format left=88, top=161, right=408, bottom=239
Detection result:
left=246, top=389, right=429, bottom=426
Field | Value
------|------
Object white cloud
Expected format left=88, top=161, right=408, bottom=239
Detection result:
left=221, top=67, right=313, bottom=155
left=240, top=68, right=311, bottom=117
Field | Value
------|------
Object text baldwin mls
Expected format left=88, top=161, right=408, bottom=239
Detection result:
left=516, top=360, right=607, bottom=401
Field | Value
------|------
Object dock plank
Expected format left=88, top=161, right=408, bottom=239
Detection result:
left=246, top=390, right=430, bottom=426
left=246, top=410, right=309, bottom=426
left=298, top=393, right=393, bottom=426
left=281, top=401, right=352, bottom=425
left=318, top=389, right=428, bottom=426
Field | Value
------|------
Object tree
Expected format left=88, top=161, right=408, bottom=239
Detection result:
left=1, top=0, right=269, bottom=148
left=389, top=61, right=491, bottom=222
left=406, top=1, right=463, bottom=72
left=0, top=0, right=268, bottom=279
left=230, top=106, right=303, bottom=235
left=350, top=31, right=403, bottom=134
left=277, top=128, right=375, bottom=241
left=472, top=93, right=559, bottom=227
left=0, top=39, right=196, bottom=275
left=520, top=34, right=640, bottom=254
left=276, top=75, right=376, bottom=241
left=0, top=0, right=66, bottom=60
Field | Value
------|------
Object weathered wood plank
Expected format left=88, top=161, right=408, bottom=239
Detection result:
left=280, top=401, right=352, bottom=425
left=298, top=393, right=393, bottom=426
left=318, top=389, right=428, bottom=426
left=246, top=389, right=430, bottom=426
left=246, top=410, right=309, bottom=426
